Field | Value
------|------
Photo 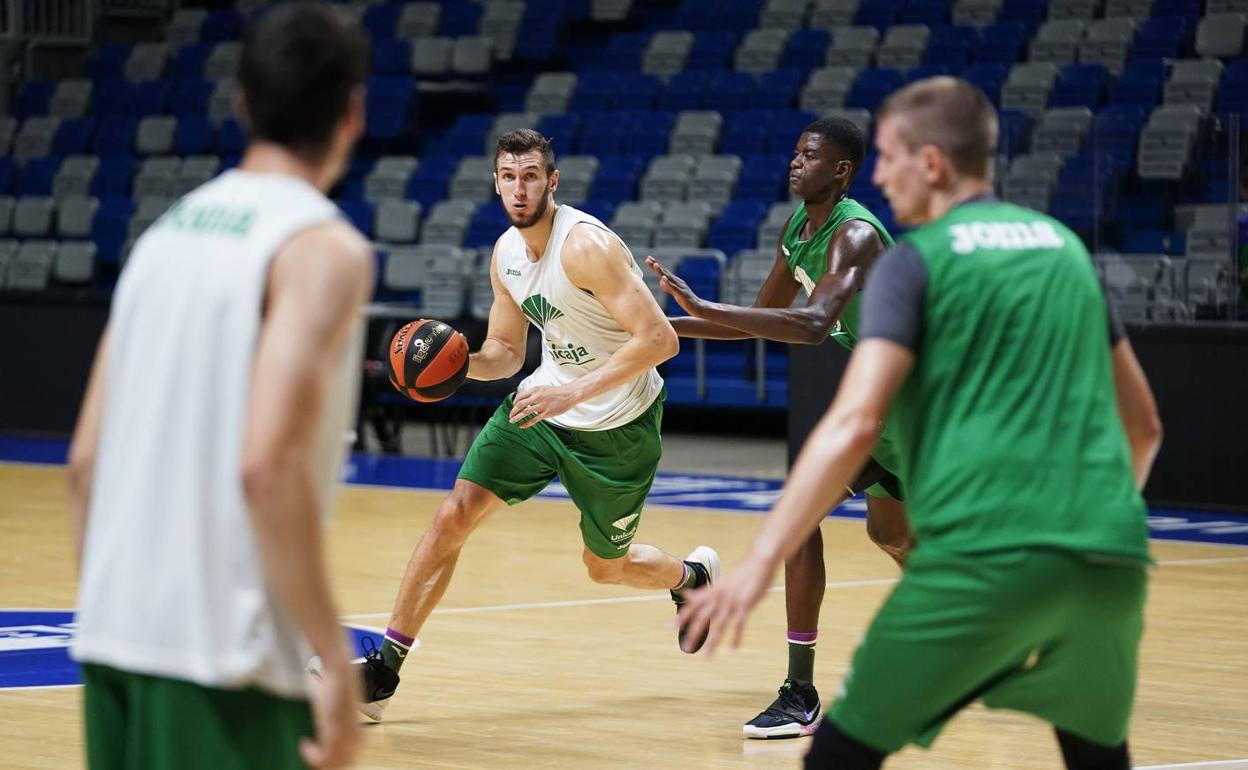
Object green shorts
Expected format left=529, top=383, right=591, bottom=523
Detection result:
left=458, top=391, right=664, bottom=559
left=866, top=425, right=905, bottom=500
left=828, top=547, right=1148, bottom=752
left=82, top=663, right=314, bottom=770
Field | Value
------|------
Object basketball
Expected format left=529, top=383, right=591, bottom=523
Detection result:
left=387, top=319, right=470, bottom=403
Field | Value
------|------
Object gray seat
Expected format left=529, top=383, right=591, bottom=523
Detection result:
left=209, top=79, right=235, bottom=124
left=1184, top=258, right=1234, bottom=309
left=643, top=31, right=694, bottom=76
left=1048, top=0, right=1100, bottom=20
left=14, top=117, right=60, bottom=163
left=365, top=156, right=419, bottom=202
left=204, top=42, right=241, bottom=80
left=735, top=29, right=790, bottom=73
left=1104, top=0, right=1152, bottom=18
left=178, top=156, right=221, bottom=195
left=1210, top=0, right=1248, bottom=10
left=725, top=249, right=777, bottom=304
left=57, top=196, right=99, bottom=239
left=610, top=201, right=664, bottom=252
left=0, top=117, right=16, bottom=157
left=1095, top=254, right=1175, bottom=304
left=822, top=107, right=872, bottom=135
left=384, top=244, right=473, bottom=319
left=134, top=157, right=182, bottom=199
left=760, top=0, right=810, bottom=29
left=876, top=25, right=931, bottom=69
left=757, top=200, right=800, bottom=248
left=1002, top=152, right=1065, bottom=210
left=128, top=196, right=174, bottom=240
left=812, top=0, right=864, bottom=27
left=1030, top=107, right=1094, bottom=155
left=640, top=155, right=698, bottom=202
left=591, top=0, right=634, bottom=22
left=6, top=241, right=58, bottom=290
left=952, top=0, right=1003, bottom=26
left=1196, top=13, right=1247, bottom=57
left=470, top=248, right=495, bottom=320
left=1001, top=62, right=1060, bottom=116
left=54, top=241, right=97, bottom=284
left=485, top=112, right=539, bottom=155
left=377, top=199, right=422, bottom=243
left=1163, top=59, right=1225, bottom=110
left=800, top=66, right=859, bottom=111
left=165, top=8, right=208, bottom=50
left=1137, top=104, right=1204, bottom=180
left=0, top=198, right=13, bottom=236
left=1185, top=221, right=1233, bottom=260
left=136, top=116, right=177, bottom=155
left=451, top=36, right=493, bottom=75
left=556, top=156, right=600, bottom=204
left=1029, top=20, right=1086, bottom=64
left=419, top=199, right=477, bottom=245
left=669, top=111, right=723, bottom=156
left=49, top=79, right=92, bottom=119
left=52, top=155, right=100, bottom=201
left=449, top=157, right=497, bottom=202
left=655, top=202, right=717, bottom=248
left=687, top=155, right=743, bottom=207
left=0, top=239, right=18, bottom=263
left=125, top=43, right=168, bottom=82
left=14, top=197, right=55, bottom=238
left=411, top=37, right=453, bottom=75
left=525, top=72, right=577, bottom=114
left=480, top=1, right=524, bottom=59
left=1079, top=18, right=1137, bottom=73
left=824, top=26, right=879, bottom=67
left=398, top=2, right=441, bottom=38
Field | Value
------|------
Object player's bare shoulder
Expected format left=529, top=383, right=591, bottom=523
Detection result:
left=564, top=221, right=629, bottom=268
left=277, top=219, right=375, bottom=298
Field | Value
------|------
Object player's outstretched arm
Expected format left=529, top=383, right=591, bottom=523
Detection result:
left=240, top=221, right=371, bottom=759
left=67, top=327, right=112, bottom=571
left=510, top=224, right=678, bottom=428
left=650, top=220, right=885, bottom=344
left=469, top=242, right=530, bottom=381
left=1110, top=339, right=1163, bottom=490
left=676, top=339, right=913, bottom=654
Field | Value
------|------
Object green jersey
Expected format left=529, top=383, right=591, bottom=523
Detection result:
left=859, top=198, right=1149, bottom=562
left=781, top=197, right=894, bottom=351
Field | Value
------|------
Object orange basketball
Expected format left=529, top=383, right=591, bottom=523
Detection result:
left=387, top=319, right=470, bottom=403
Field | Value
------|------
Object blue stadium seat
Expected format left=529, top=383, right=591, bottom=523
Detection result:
left=707, top=202, right=767, bottom=255
left=736, top=154, right=789, bottom=203
left=1049, top=153, right=1117, bottom=232
left=1050, top=63, right=1107, bottom=109
left=200, top=10, right=242, bottom=43
left=366, top=76, right=415, bottom=140
left=571, top=72, right=620, bottom=112
left=133, top=80, right=170, bottom=116
left=855, top=0, right=903, bottom=29
left=668, top=255, right=723, bottom=317
left=686, top=31, right=740, bottom=70
left=625, top=111, right=677, bottom=160
left=406, top=157, right=458, bottom=211
left=781, top=30, right=830, bottom=71
left=92, top=156, right=136, bottom=198
left=1152, top=0, right=1201, bottom=21
left=0, top=158, right=14, bottom=195
left=169, top=44, right=211, bottom=79
left=997, top=109, right=1033, bottom=157
left=1133, top=17, right=1191, bottom=59
left=169, top=78, right=213, bottom=116
left=658, top=72, right=708, bottom=111
left=439, top=3, right=483, bottom=36
left=428, top=114, right=493, bottom=157
left=754, top=70, right=803, bottom=110
left=590, top=156, right=645, bottom=203
left=1115, top=192, right=1173, bottom=229
left=901, top=0, right=953, bottom=25
left=599, top=33, right=649, bottom=71
left=16, top=81, right=54, bottom=119
left=615, top=74, right=662, bottom=111
left=998, top=0, right=1046, bottom=24
left=706, top=72, right=758, bottom=113
left=906, top=64, right=953, bottom=82
left=91, top=79, right=136, bottom=117
left=846, top=69, right=906, bottom=111
left=465, top=205, right=511, bottom=248
left=974, top=22, right=1032, bottom=64
left=1217, top=60, right=1248, bottom=113
left=339, top=200, right=376, bottom=238
left=536, top=113, right=582, bottom=153
left=963, top=63, right=1010, bottom=103
left=374, top=39, right=412, bottom=75
left=52, top=118, right=96, bottom=157
left=92, top=116, right=138, bottom=155
left=333, top=158, right=373, bottom=202
left=924, top=26, right=979, bottom=67
left=767, top=110, right=819, bottom=154
left=92, top=197, right=135, bottom=265
left=578, top=112, right=632, bottom=158
left=1110, top=59, right=1167, bottom=107
left=721, top=111, right=777, bottom=156
left=217, top=117, right=246, bottom=155
left=90, top=45, right=129, bottom=80
left=18, top=158, right=58, bottom=196
left=362, top=5, right=401, bottom=40
left=1092, top=106, right=1147, bottom=170
left=579, top=200, right=617, bottom=224
left=173, top=116, right=215, bottom=155
left=1119, top=228, right=1184, bottom=255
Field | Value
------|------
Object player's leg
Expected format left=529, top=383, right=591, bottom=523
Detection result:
left=1054, top=730, right=1131, bottom=770
left=864, top=493, right=913, bottom=567
left=82, top=663, right=129, bottom=770
left=804, top=720, right=885, bottom=770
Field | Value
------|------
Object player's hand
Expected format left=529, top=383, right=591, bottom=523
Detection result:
left=510, top=385, right=579, bottom=429
left=301, top=657, right=363, bottom=770
left=675, top=555, right=775, bottom=657
left=644, top=256, right=704, bottom=316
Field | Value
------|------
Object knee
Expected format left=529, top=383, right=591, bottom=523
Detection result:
left=583, top=550, right=624, bottom=584
left=866, top=516, right=912, bottom=565
left=429, top=494, right=480, bottom=547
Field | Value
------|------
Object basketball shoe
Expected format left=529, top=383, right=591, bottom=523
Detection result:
left=308, top=637, right=400, bottom=723
left=742, top=679, right=822, bottom=739
left=671, top=545, right=720, bottom=653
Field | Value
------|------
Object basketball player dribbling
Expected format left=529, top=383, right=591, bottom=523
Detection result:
left=68, top=5, right=372, bottom=768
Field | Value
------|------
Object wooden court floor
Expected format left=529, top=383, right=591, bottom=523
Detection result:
left=2, top=462, right=1247, bottom=769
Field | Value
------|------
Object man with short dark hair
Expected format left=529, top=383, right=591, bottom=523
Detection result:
left=677, top=77, right=1162, bottom=770
left=648, top=116, right=912, bottom=739
left=69, top=4, right=372, bottom=769
left=350, top=129, right=720, bottom=721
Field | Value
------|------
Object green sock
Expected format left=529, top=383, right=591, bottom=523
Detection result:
left=380, top=630, right=413, bottom=673
left=787, top=641, right=816, bottom=683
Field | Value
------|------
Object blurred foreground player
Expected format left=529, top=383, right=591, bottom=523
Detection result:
left=68, top=5, right=372, bottom=769
left=678, top=77, right=1163, bottom=769
left=348, top=129, right=719, bottom=722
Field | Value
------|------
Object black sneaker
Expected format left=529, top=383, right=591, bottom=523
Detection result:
left=354, top=636, right=400, bottom=722
left=671, top=545, right=721, bottom=653
left=743, top=679, right=822, bottom=739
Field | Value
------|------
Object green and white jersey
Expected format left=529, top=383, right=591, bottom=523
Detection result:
left=859, top=197, right=1149, bottom=563
left=781, top=197, right=894, bottom=351
left=495, top=204, right=664, bottom=431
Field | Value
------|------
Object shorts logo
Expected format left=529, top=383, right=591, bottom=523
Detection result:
left=612, top=513, right=640, bottom=531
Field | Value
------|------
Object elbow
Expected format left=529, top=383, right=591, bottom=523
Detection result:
left=241, top=455, right=287, bottom=511
left=66, top=445, right=94, bottom=497
left=799, top=322, right=829, bottom=345
left=653, top=324, right=680, bottom=363
left=1140, top=412, right=1163, bottom=453
left=846, top=413, right=881, bottom=455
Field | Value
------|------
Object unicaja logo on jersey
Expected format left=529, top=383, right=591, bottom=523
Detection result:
left=521, top=295, right=565, bottom=329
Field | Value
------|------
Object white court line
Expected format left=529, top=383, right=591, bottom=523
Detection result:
left=1155, top=555, right=1248, bottom=566
left=1138, top=761, right=1248, bottom=769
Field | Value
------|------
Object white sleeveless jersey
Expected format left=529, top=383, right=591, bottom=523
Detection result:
left=495, top=205, right=663, bottom=431
left=72, top=170, right=361, bottom=698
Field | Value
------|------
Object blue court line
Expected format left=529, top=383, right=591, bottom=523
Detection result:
left=4, top=435, right=1246, bottom=548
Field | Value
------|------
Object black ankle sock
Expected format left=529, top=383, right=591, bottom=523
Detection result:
left=805, top=721, right=885, bottom=770
left=1056, top=729, right=1130, bottom=770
